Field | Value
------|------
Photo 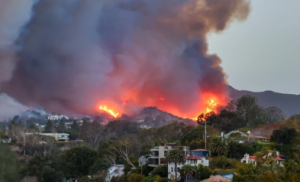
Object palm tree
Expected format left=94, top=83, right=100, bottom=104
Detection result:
left=181, top=164, right=196, bottom=182
left=166, top=149, right=186, bottom=182
left=210, top=139, right=228, bottom=156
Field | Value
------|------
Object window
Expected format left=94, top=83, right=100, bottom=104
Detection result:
left=171, top=167, right=173, bottom=172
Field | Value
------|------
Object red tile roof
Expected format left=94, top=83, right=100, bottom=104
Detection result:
left=276, top=156, right=285, bottom=161
left=249, top=156, right=256, bottom=159
left=247, top=136, right=270, bottom=139
left=186, top=155, right=202, bottom=160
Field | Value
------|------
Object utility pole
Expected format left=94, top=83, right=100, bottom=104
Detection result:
left=205, top=120, right=207, bottom=150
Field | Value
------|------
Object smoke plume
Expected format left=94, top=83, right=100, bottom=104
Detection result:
left=0, top=0, right=251, bottom=118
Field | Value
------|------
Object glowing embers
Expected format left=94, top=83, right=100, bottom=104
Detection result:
left=99, top=105, right=119, bottom=118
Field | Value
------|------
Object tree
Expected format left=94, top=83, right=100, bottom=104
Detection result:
left=181, top=164, right=196, bottom=182
left=11, top=124, right=28, bottom=155
left=60, top=146, right=97, bottom=178
left=271, top=127, right=298, bottom=145
left=217, top=156, right=230, bottom=169
left=210, top=138, right=228, bottom=156
left=0, top=144, right=21, bottom=182
left=166, top=149, right=186, bottom=182
left=127, top=173, right=144, bottom=182
left=57, top=120, right=66, bottom=133
left=279, top=118, right=300, bottom=132
left=236, top=95, right=266, bottom=127
left=151, top=165, right=168, bottom=178
left=265, top=106, right=285, bottom=124
left=196, top=164, right=212, bottom=180
left=44, top=120, right=54, bottom=133
left=79, top=121, right=105, bottom=148
left=71, top=120, right=80, bottom=132
left=112, top=140, right=136, bottom=168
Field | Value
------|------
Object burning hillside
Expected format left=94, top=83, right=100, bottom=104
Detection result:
left=0, top=0, right=251, bottom=119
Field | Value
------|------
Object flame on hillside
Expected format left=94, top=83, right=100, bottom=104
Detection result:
left=99, top=105, right=119, bottom=118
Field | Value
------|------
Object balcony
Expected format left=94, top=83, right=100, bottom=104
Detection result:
left=150, top=146, right=159, bottom=151
left=148, top=163, right=159, bottom=167
left=148, top=154, right=159, bottom=158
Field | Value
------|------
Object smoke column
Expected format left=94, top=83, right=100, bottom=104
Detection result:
left=0, top=0, right=251, bottom=118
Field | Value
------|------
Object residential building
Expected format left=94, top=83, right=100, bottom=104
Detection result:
left=223, top=131, right=248, bottom=138
left=0, top=138, right=11, bottom=143
left=168, top=155, right=209, bottom=180
left=106, top=165, right=124, bottom=182
left=148, top=143, right=190, bottom=168
left=26, top=133, right=69, bottom=141
left=223, top=130, right=270, bottom=143
left=47, top=114, right=69, bottom=121
left=246, top=135, right=270, bottom=143
left=40, top=133, right=69, bottom=141
left=191, top=149, right=210, bottom=158
left=241, top=151, right=285, bottom=166
left=201, top=173, right=234, bottom=182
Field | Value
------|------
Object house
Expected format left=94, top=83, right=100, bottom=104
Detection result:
left=241, top=151, right=285, bottom=166
left=148, top=143, right=190, bottom=168
left=246, top=135, right=270, bottom=143
left=191, top=149, right=210, bottom=158
left=168, top=155, right=209, bottom=180
left=26, top=133, right=69, bottom=141
left=106, top=165, right=124, bottom=182
left=0, top=138, right=11, bottom=143
left=223, top=131, right=248, bottom=138
left=223, top=130, right=270, bottom=143
left=201, top=174, right=232, bottom=182
left=40, top=133, right=69, bottom=141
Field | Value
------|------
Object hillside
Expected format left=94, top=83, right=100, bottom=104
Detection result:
left=229, top=86, right=300, bottom=117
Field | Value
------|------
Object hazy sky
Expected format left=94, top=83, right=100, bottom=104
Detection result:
left=208, top=0, right=300, bottom=95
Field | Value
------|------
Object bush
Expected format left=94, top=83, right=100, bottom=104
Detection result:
left=151, top=165, right=168, bottom=178
left=127, top=173, right=144, bottom=182
left=197, top=164, right=212, bottom=180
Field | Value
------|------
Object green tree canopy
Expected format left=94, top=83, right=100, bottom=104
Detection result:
left=61, top=146, right=97, bottom=178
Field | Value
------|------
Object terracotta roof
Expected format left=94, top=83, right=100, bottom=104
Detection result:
left=249, top=156, right=256, bottom=159
left=247, top=136, right=270, bottom=139
left=201, top=175, right=231, bottom=182
left=191, top=149, right=209, bottom=151
left=276, top=156, right=285, bottom=161
left=186, top=155, right=202, bottom=160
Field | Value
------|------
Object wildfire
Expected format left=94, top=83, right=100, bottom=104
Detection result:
left=206, top=99, right=217, bottom=113
left=99, top=105, right=119, bottom=118
left=191, top=98, right=219, bottom=121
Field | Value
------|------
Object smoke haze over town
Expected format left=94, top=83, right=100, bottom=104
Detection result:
left=0, top=0, right=250, bottom=119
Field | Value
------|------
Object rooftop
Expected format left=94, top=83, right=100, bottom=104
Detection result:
left=247, top=136, right=270, bottom=140
left=191, top=149, right=209, bottom=152
left=186, top=155, right=202, bottom=160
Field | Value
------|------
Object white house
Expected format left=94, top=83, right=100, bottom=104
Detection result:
left=26, top=133, right=69, bottom=141
left=106, top=165, right=124, bottom=182
left=241, top=151, right=285, bottom=166
left=168, top=155, right=209, bottom=180
left=47, top=114, right=69, bottom=121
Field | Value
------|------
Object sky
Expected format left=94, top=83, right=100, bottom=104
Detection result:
left=208, top=0, right=300, bottom=95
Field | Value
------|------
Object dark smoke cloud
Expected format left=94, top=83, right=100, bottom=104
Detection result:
left=0, top=0, right=251, bottom=117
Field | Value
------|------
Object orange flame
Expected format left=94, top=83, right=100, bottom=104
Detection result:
left=99, top=105, right=119, bottom=118
left=206, top=99, right=217, bottom=113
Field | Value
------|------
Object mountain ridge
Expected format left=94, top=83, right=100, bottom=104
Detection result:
left=228, top=86, right=300, bottom=117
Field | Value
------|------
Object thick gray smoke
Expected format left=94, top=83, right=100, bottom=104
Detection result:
left=0, top=0, right=251, bottom=118
left=0, top=93, right=27, bottom=120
